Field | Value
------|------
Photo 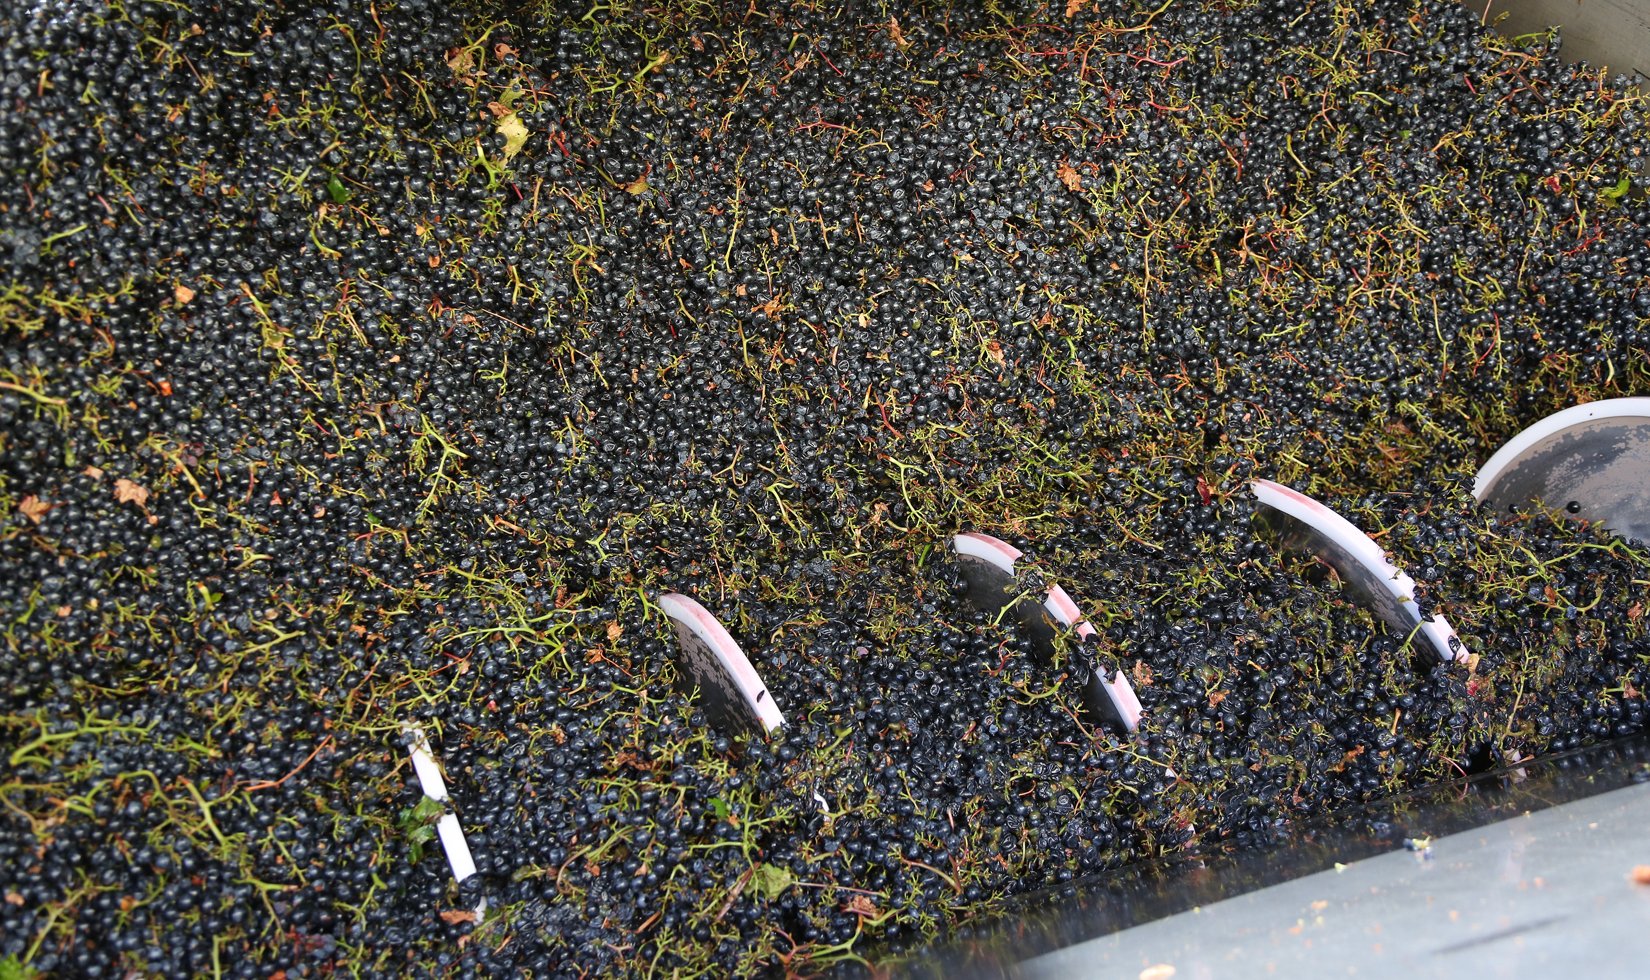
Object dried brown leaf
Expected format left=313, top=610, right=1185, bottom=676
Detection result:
left=114, top=478, right=149, bottom=508
left=1065, top=0, right=1092, bottom=16
left=1056, top=161, right=1083, bottom=192
left=174, top=283, right=196, bottom=304
left=843, top=894, right=879, bottom=918
left=18, top=495, right=51, bottom=524
left=439, top=909, right=478, bottom=925
left=888, top=18, right=909, bottom=50
left=445, top=47, right=477, bottom=86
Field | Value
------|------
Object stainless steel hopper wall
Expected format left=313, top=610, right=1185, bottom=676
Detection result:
left=1459, top=0, right=1650, bottom=78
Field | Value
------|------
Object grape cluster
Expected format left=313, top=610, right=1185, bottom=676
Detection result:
left=1, top=0, right=1646, bottom=975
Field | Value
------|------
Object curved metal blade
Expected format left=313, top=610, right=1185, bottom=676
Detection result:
left=1252, top=480, right=1466, bottom=663
left=659, top=592, right=785, bottom=736
left=951, top=532, right=1143, bottom=732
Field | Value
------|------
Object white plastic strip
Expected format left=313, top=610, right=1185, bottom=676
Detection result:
left=404, top=725, right=483, bottom=904
left=1252, top=480, right=1464, bottom=662
left=659, top=592, right=786, bottom=735
left=433, top=813, right=477, bottom=882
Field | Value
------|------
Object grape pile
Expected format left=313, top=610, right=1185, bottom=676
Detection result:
left=2, top=0, right=1647, bottom=975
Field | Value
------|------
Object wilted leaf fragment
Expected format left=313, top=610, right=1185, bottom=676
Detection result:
left=495, top=111, right=529, bottom=159
left=18, top=495, right=50, bottom=524
left=439, top=909, right=479, bottom=925
left=1057, top=161, right=1083, bottom=192
left=749, top=862, right=794, bottom=900
left=173, top=283, right=196, bottom=304
left=843, top=894, right=880, bottom=918
left=446, top=46, right=478, bottom=87
left=114, top=479, right=149, bottom=508
left=397, top=794, right=445, bottom=864
left=1065, top=0, right=1092, bottom=18
left=887, top=18, right=909, bottom=50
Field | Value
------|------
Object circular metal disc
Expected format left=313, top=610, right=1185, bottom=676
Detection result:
left=1473, top=397, right=1650, bottom=543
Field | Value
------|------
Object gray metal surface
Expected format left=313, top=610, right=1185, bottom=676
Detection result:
left=1460, top=0, right=1650, bottom=79
left=1019, top=780, right=1650, bottom=979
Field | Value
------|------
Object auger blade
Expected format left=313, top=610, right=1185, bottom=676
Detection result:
left=1252, top=480, right=1465, bottom=663
left=659, top=592, right=786, bottom=736
left=952, top=532, right=1143, bottom=732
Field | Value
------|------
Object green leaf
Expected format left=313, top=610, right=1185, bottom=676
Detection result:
left=1600, top=175, right=1631, bottom=202
left=749, top=862, right=794, bottom=900
left=409, top=794, right=446, bottom=823
left=397, top=795, right=444, bottom=864
left=398, top=794, right=446, bottom=849
left=708, top=796, right=730, bottom=821
left=0, top=954, right=40, bottom=980
left=326, top=175, right=351, bottom=205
